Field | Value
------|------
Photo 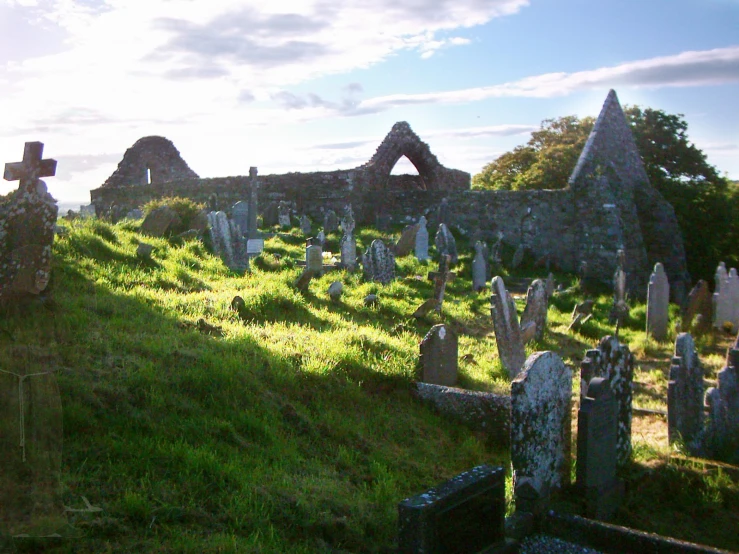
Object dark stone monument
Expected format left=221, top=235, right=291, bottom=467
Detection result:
left=419, top=324, right=458, bottom=386
left=667, top=333, right=704, bottom=453
left=398, top=465, right=516, bottom=554
left=576, top=377, right=624, bottom=519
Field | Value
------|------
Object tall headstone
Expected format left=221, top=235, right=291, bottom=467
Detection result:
left=247, top=167, right=259, bottom=239
left=520, top=279, right=548, bottom=343
left=419, top=324, right=458, bottom=386
left=704, top=348, right=739, bottom=462
left=363, top=240, right=395, bottom=285
left=713, top=268, right=739, bottom=330
left=340, top=205, right=357, bottom=270
left=323, top=209, right=338, bottom=234
left=300, top=215, right=312, bottom=235
left=278, top=201, right=291, bottom=228
left=667, top=333, right=704, bottom=452
left=414, top=216, right=429, bottom=261
left=490, top=276, right=526, bottom=379
left=579, top=336, right=635, bottom=467
left=434, top=223, right=457, bottom=264
left=472, top=241, right=487, bottom=292
left=511, top=352, right=572, bottom=513
left=682, top=279, right=712, bottom=335
left=208, top=211, right=234, bottom=268
left=340, top=204, right=355, bottom=236
left=646, top=262, right=670, bottom=341
left=715, top=262, right=728, bottom=294
left=231, top=201, right=249, bottom=236
left=576, top=377, right=623, bottom=519
left=306, top=243, right=323, bottom=276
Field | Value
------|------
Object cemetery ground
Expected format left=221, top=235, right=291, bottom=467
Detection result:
left=2, top=217, right=738, bottom=553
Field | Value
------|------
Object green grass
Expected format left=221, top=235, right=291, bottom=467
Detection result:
left=1, top=218, right=737, bottom=552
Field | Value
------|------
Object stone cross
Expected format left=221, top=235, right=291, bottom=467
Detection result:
left=414, top=216, right=429, bottom=261
left=419, top=324, right=458, bottom=386
left=713, top=267, right=739, bottom=330
left=490, top=276, right=526, bottom=379
left=646, top=262, right=670, bottom=341
left=511, top=352, right=572, bottom=514
left=472, top=241, right=487, bottom=291
left=4, top=141, right=57, bottom=194
left=667, top=333, right=704, bottom=453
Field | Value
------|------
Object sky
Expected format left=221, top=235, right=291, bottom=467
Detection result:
left=1, top=0, right=738, bottom=208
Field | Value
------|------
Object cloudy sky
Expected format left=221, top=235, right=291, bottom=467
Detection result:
left=1, top=0, right=737, bottom=207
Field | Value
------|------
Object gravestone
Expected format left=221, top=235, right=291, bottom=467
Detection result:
left=136, top=242, right=154, bottom=259
left=323, top=209, right=338, bottom=234
left=398, top=465, right=514, bottom=554
left=713, top=268, right=739, bottom=330
left=79, top=203, right=96, bottom=218
left=419, top=324, right=458, bottom=386
left=472, top=241, right=487, bottom=292
left=340, top=233, right=357, bottom=270
left=610, top=260, right=629, bottom=328
left=208, top=211, right=234, bottom=267
left=262, top=201, right=278, bottom=227
left=579, top=336, right=635, bottom=467
left=299, top=215, right=312, bottom=235
left=231, top=201, right=249, bottom=236
left=546, top=273, right=555, bottom=298
left=682, top=280, right=712, bottom=335
left=340, top=204, right=355, bottom=236
left=316, top=230, right=326, bottom=248
left=395, top=223, right=419, bottom=257
left=306, top=243, right=323, bottom=276
left=434, top=223, right=457, bottom=264
left=511, top=352, right=572, bottom=514
left=126, top=208, right=143, bottom=220
left=511, top=244, right=525, bottom=269
left=490, top=232, right=504, bottom=265
left=278, top=201, right=291, bottom=228
left=715, top=262, right=728, bottom=294
left=436, top=197, right=451, bottom=227
left=576, top=377, right=623, bottom=519
left=328, top=281, right=343, bottom=303
left=668, top=333, right=704, bottom=453
left=490, top=276, right=526, bottom=379
left=520, top=279, right=548, bottom=343
left=363, top=240, right=395, bottom=285
left=646, top=262, right=670, bottom=341
left=415, top=216, right=429, bottom=261
left=247, top=167, right=259, bottom=239
left=704, top=348, right=739, bottom=462
left=428, top=254, right=456, bottom=315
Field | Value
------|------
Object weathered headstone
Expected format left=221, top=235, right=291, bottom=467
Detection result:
left=231, top=201, right=249, bottom=236
left=472, top=241, right=487, bottom=292
left=704, top=348, right=739, bottom=462
left=141, top=205, right=181, bottom=237
left=419, top=324, right=458, bottom=386
left=340, top=233, right=357, bottom=270
left=414, top=216, right=429, bottom=261
left=579, top=336, right=635, bottom=467
left=363, top=240, right=395, bottom=285
left=713, top=268, right=739, bottom=331
left=323, top=209, right=338, bottom=234
left=306, top=243, right=323, bottom=276
left=395, top=223, right=419, bottom=257
left=262, top=201, right=278, bottom=227
left=715, top=262, right=728, bottom=294
left=511, top=244, right=525, bottom=269
left=340, top=204, right=355, bottom=236
left=668, top=333, right=704, bottom=453
left=299, top=215, right=312, bottom=235
left=490, top=232, right=504, bottom=265
left=646, top=262, right=670, bottom=341
left=610, top=258, right=629, bottom=328
left=434, top=223, right=457, bottom=264
left=682, top=280, right=712, bottom=335
left=545, top=273, right=555, bottom=298
left=398, top=465, right=513, bottom=554
left=576, top=377, right=623, bottom=519
left=511, top=352, right=572, bottom=514
left=520, top=279, right=548, bottom=343
left=208, top=211, right=234, bottom=266
left=328, top=281, right=343, bottom=303
left=490, top=276, right=526, bottom=379
left=278, top=201, right=291, bottom=228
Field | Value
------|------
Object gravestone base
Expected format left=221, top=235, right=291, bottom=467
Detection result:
left=582, top=478, right=624, bottom=520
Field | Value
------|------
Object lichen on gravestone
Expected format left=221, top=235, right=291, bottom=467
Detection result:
left=490, top=276, right=526, bottom=379
left=667, top=333, right=704, bottom=453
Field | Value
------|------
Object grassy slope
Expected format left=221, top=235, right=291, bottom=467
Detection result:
left=1, top=218, right=738, bottom=552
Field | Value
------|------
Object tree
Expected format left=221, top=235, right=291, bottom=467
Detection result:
left=472, top=108, right=735, bottom=282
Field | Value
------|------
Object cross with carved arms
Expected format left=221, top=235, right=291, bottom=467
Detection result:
left=3, top=141, right=57, bottom=194
left=428, top=254, right=456, bottom=312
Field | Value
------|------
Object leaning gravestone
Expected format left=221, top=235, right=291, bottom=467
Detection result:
left=713, top=268, right=739, bottom=330
left=434, top=223, right=457, bottom=264
left=511, top=352, right=572, bottom=514
left=520, top=278, right=548, bottom=343
left=646, top=262, right=670, bottom=341
left=472, top=241, right=487, bottom=292
left=231, top=201, right=249, bottom=236
left=398, top=465, right=513, bottom=554
left=299, top=215, right=312, bottom=235
left=682, top=280, right=712, bottom=335
left=419, top=324, right=458, bottom=386
left=579, top=336, right=635, bottom=467
left=414, top=216, right=429, bottom=262
left=363, top=240, right=396, bottom=285
left=323, top=209, right=338, bottom=234
left=576, top=377, right=623, bottom=519
left=704, top=348, right=739, bottom=462
left=667, top=333, right=704, bottom=453
left=490, top=277, right=526, bottom=379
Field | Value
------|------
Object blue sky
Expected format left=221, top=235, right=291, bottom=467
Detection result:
left=1, top=0, right=737, bottom=206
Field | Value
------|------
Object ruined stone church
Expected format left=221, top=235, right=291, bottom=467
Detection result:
left=91, top=90, right=689, bottom=298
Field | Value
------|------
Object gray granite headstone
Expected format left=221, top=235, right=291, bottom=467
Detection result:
left=419, top=324, right=458, bottom=386
left=668, top=333, right=704, bottom=452
left=715, top=262, right=728, bottom=294
left=306, top=244, right=323, bottom=275
left=511, top=352, right=572, bottom=513
left=398, top=465, right=511, bottom=554
left=579, top=336, right=634, bottom=467
left=415, top=216, right=429, bottom=262
left=713, top=267, right=739, bottom=330
left=299, top=215, right=312, bottom=235
left=472, top=241, right=487, bottom=292
left=231, top=201, right=249, bottom=237
left=490, top=276, right=526, bottom=379
left=340, top=232, right=356, bottom=270
left=363, top=240, right=395, bottom=285
left=434, top=223, right=457, bottom=264
left=646, top=262, right=670, bottom=341
left=576, top=377, right=623, bottom=519
left=520, top=278, right=548, bottom=343
left=323, top=209, right=338, bottom=234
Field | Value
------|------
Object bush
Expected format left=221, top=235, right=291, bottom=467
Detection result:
left=142, top=196, right=206, bottom=235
